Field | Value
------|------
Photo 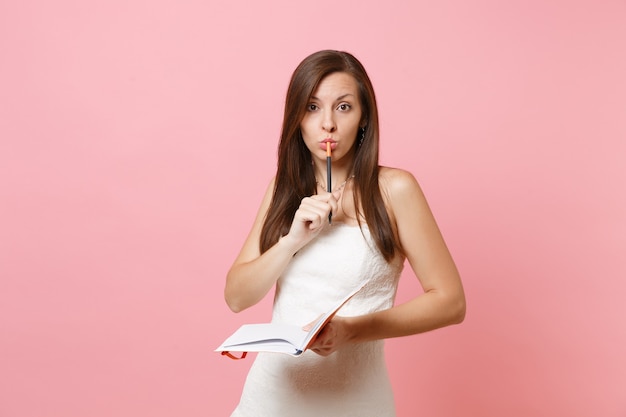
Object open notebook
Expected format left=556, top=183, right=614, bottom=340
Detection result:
left=216, top=281, right=366, bottom=359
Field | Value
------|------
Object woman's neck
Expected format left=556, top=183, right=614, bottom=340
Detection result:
left=312, top=157, right=354, bottom=193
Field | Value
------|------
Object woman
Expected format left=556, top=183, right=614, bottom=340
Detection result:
left=225, top=50, right=465, bottom=416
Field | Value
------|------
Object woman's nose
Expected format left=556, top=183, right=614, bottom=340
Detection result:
left=322, top=111, right=336, bottom=132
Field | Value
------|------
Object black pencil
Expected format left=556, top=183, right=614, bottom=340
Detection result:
left=326, top=142, right=332, bottom=224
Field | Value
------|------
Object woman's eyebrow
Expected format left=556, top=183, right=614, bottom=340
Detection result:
left=309, top=93, right=355, bottom=101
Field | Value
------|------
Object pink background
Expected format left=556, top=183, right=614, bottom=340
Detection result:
left=1, top=1, right=625, bottom=416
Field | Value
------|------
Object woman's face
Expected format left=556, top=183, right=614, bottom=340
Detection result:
left=300, top=72, right=363, bottom=162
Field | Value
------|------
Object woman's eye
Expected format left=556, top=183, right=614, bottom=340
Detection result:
left=338, top=103, right=351, bottom=111
left=307, top=104, right=318, bottom=111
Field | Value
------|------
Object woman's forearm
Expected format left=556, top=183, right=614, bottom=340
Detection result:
left=344, top=289, right=466, bottom=343
left=224, top=236, right=299, bottom=313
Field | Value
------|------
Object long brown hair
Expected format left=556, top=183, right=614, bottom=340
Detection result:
left=260, top=50, right=398, bottom=262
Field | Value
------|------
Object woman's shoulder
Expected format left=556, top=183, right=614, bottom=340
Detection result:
left=378, top=166, right=428, bottom=214
left=378, top=167, right=431, bottom=240
left=378, top=166, right=421, bottom=194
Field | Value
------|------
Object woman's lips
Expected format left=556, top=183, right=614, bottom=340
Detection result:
left=320, top=139, right=336, bottom=151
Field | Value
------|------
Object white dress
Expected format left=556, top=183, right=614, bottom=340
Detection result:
left=231, top=223, right=404, bottom=417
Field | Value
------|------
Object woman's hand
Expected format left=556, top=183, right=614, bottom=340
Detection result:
left=281, top=191, right=340, bottom=253
left=304, top=315, right=351, bottom=357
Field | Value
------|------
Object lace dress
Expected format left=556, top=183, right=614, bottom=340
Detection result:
left=231, top=223, right=404, bottom=417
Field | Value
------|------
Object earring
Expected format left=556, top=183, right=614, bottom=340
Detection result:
left=359, top=127, right=366, bottom=146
